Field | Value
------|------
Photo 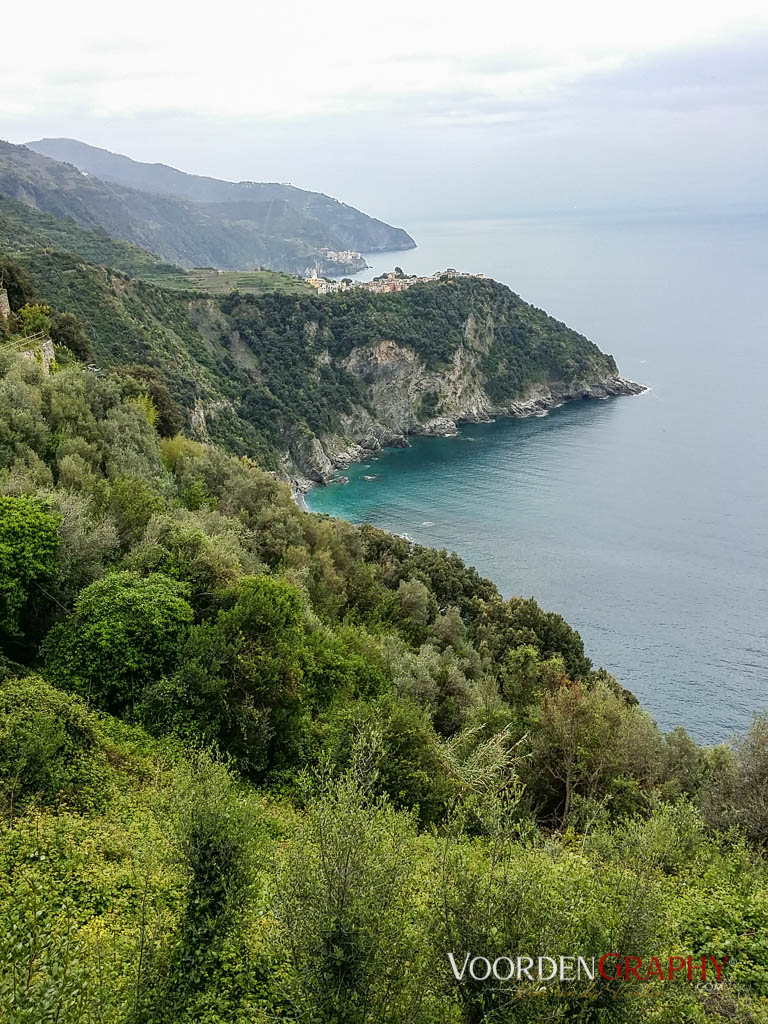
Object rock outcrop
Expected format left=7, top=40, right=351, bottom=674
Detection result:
left=287, top=333, right=645, bottom=490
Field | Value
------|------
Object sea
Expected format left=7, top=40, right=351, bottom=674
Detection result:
left=306, top=208, right=768, bottom=743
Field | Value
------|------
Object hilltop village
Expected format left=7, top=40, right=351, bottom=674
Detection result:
left=305, top=266, right=485, bottom=295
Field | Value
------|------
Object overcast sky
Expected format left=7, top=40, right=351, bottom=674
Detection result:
left=3, top=0, right=767, bottom=222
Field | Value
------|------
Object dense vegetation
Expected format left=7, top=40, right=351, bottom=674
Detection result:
left=0, top=195, right=183, bottom=279
left=5, top=246, right=619, bottom=482
left=0, top=196, right=317, bottom=298
left=1, top=250, right=768, bottom=1023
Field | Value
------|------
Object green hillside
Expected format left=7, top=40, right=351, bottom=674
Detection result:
left=0, top=194, right=180, bottom=278
left=28, top=136, right=416, bottom=253
left=4, top=226, right=760, bottom=1023
left=0, top=326, right=766, bottom=1022
left=0, top=140, right=409, bottom=274
left=0, top=196, right=314, bottom=297
left=11, top=248, right=620, bottom=477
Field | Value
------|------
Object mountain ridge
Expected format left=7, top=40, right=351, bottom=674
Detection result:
left=26, top=137, right=415, bottom=255
left=0, top=139, right=413, bottom=275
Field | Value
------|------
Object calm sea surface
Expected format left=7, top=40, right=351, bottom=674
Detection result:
left=307, top=210, right=768, bottom=742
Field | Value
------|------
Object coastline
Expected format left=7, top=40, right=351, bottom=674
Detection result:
left=292, top=373, right=647, bottom=507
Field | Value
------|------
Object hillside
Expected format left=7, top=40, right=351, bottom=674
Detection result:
left=0, top=195, right=313, bottom=297
left=0, top=193, right=182, bottom=278
left=28, top=137, right=416, bottom=254
left=0, top=318, right=766, bottom=1023
left=0, top=141, right=410, bottom=275
left=12, top=245, right=640, bottom=487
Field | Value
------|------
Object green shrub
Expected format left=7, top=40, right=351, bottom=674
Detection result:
left=274, top=770, right=440, bottom=1024
left=0, top=494, right=59, bottom=637
left=137, top=752, right=257, bottom=1023
left=0, top=675, right=108, bottom=819
left=42, top=571, right=193, bottom=712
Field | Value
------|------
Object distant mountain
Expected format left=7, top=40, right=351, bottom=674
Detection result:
left=0, top=141, right=413, bottom=276
left=27, top=137, right=415, bottom=255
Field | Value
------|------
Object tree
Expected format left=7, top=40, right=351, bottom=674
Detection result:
left=108, top=475, right=165, bottom=548
left=274, top=769, right=434, bottom=1024
left=397, top=577, right=436, bottom=643
left=474, top=596, right=592, bottom=681
left=431, top=605, right=465, bottom=650
left=120, top=365, right=185, bottom=438
left=16, top=303, right=52, bottom=339
left=499, top=644, right=566, bottom=712
left=142, top=574, right=309, bottom=777
left=49, top=311, right=92, bottom=362
left=701, top=715, right=768, bottom=845
left=0, top=258, right=35, bottom=311
left=524, top=680, right=662, bottom=824
left=42, top=571, right=193, bottom=712
left=322, top=694, right=456, bottom=822
left=0, top=496, right=59, bottom=638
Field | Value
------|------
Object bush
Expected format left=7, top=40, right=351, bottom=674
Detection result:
left=320, top=694, right=456, bottom=823
left=0, top=494, right=59, bottom=638
left=138, top=752, right=256, bottom=1022
left=274, top=770, right=438, bottom=1023
left=50, top=311, right=92, bottom=362
left=701, top=715, right=768, bottom=846
left=42, top=571, right=193, bottom=712
left=16, top=303, right=52, bottom=338
left=0, top=675, right=107, bottom=820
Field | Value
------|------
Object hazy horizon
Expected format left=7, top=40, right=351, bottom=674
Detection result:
left=4, top=1, right=767, bottom=224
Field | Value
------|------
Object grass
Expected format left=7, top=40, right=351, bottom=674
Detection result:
left=140, top=267, right=314, bottom=296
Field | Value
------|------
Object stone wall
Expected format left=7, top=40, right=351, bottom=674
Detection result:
left=21, top=338, right=56, bottom=374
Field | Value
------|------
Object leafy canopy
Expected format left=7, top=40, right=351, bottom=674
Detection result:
left=42, top=571, right=194, bottom=711
left=0, top=495, right=59, bottom=637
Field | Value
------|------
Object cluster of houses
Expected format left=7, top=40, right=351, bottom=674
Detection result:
left=305, top=267, right=483, bottom=296
left=321, top=249, right=364, bottom=265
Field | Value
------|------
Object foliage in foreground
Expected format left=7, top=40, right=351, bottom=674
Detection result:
left=0, top=305, right=767, bottom=1022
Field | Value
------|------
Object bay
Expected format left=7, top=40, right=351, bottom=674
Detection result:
left=307, top=209, right=768, bottom=742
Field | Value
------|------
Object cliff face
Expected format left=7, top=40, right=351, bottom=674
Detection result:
left=17, top=252, right=642, bottom=492
left=286, top=313, right=644, bottom=490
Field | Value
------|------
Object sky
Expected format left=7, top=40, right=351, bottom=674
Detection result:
left=2, top=0, right=767, bottom=222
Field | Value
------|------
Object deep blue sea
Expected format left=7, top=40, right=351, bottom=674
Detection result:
left=307, top=209, right=768, bottom=742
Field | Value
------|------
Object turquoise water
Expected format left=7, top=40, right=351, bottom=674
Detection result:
left=307, top=210, right=768, bottom=742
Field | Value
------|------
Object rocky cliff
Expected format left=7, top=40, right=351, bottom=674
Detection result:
left=15, top=249, right=643, bottom=493
left=285, top=324, right=644, bottom=491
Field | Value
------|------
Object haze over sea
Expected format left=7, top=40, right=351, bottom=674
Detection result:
left=307, top=209, right=768, bottom=742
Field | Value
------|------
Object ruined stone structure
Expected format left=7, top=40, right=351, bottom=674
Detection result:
left=21, top=338, right=57, bottom=374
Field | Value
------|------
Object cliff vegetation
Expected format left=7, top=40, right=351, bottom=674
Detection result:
left=3, top=222, right=761, bottom=1024
left=7, top=240, right=635, bottom=486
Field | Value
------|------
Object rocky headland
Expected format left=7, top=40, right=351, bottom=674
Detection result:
left=286, top=332, right=646, bottom=493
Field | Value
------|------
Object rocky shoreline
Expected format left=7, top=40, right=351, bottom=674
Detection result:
left=288, top=373, right=646, bottom=502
